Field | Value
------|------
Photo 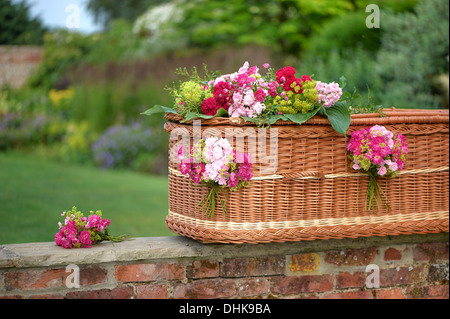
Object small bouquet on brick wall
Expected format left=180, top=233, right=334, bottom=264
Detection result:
left=178, top=136, right=253, bottom=217
left=55, top=206, right=130, bottom=249
left=347, top=125, right=408, bottom=212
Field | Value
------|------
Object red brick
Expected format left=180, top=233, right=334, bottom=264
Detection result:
left=237, top=277, right=270, bottom=297
left=4, top=268, right=67, bottom=291
left=380, top=266, right=425, bottom=287
left=374, top=288, right=405, bottom=299
left=0, top=295, right=24, bottom=299
left=115, top=263, right=183, bottom=282
left=405, top=285, right=449, bottom=299
left=289, top=253, right=319, bottom=272
left=136, top=284, right=168, bottom=299
left=271, top=275, right=333, bottom=295
left=222, top=256, right=285, bottom=277
left=65, top=287, right=133, bottom=299
left=428, top=263, right=449, bottom=283
left=384, top=248, right=402, bottom=261
left=324, top=247, right=378, bottom=266
left=413, top=242, right=449, bottom=262
left=335, top=271, right=366, bottom=289
left=186, top=260, right=219, bottom=279
left=80, top=266, right=108, bottom=286
left=322, top=290, right=373, bottom=299
left=173, top=278, right=236, bottom=299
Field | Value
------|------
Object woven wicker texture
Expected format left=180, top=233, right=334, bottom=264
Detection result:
left=164, top=108, right=449, bottom=244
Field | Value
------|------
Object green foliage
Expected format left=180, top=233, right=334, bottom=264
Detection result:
left=59, top=121, right=98, bottom=165
left=82, top=20, right=144, bottom=64
left=168, top=0, right=356, bottom=60
left=0, top=0, right=47, bottom=44
left=303, top=11, right=382, bottom=60
left=86, top=0, right=168, bottom=29
left=27, top=21, right=144, bottom=90
left=27, top=30, right=93, bottom=90
left=300, top=0, right=448, bottom=109
left=70, top=79, right=169, bottom=133
left=0, top=112, right=67, bottom=150
left=374, top=0, right=449, bottom=108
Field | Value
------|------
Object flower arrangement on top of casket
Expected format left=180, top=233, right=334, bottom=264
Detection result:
left=143, top=62, right=449, bottom=244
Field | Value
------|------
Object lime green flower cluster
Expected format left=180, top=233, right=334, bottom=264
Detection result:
left=273, top=80, right=318, bottom=114
left=173, top=81, right=213, bottom=117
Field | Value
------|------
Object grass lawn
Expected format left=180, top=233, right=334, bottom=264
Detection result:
left=0, top=151, right=173, bottom=244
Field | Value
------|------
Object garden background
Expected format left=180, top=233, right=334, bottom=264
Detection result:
left=0, top=0, right=448, bottom=244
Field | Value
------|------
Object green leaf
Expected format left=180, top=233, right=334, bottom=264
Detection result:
left=268, top=114, right=289, bottom=124
left=283, top=107, right=320, bottom=124
left=182, top=108, right=229, bottom=122
left=141, top=105, right=176, bottom=116
left=339, top=76, right=347, bottom=90
left=322, top=102, right=351, bottom=135
left=343, top=91, right=352, bottom=99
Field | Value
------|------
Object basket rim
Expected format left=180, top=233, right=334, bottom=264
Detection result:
left=164, top=107, right=449, bottom=127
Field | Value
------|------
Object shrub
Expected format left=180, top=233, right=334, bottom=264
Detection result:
left=92, top=122, right=156, bottom=169
left=374, top=0, right=449, bottom=108
left=59, top=120, right=98, bottom=164
left=0, top=112, right=66, bottom=150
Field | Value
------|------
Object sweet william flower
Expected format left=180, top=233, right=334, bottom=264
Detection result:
left=201, top=97, right=220, bottom=116
left=347, top=125, right=408, bottom=212
left=228, top=172, right=239, bottom=188
left=254, top=89, right=267, bottom=102
left=79, top=231, right=92, bottom=248
left=55, top=207, right=128, bottom=249
left=378, top=166, right=387, bottom=176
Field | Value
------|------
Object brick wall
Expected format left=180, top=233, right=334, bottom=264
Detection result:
left=0, top=46, right=42, bottom=88
left=0, top=234, right=448, bottom=300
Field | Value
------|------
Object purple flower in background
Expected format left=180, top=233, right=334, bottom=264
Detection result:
left=92, top=121, right=155, bottom=169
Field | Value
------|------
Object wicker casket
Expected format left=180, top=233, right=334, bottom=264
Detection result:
left=164, top=108, right=449, bottom=244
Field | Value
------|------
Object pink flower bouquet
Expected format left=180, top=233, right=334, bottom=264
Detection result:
left=347, top=125, right=408, bottom=211
left=144, top=61, right=350, bottom=135
left=178, top=137, right=253, bottom=217
left=55, top=207, right=129, bottom=249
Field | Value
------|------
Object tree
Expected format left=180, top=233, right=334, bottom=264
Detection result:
left=374, top=0, right=449, bottom=108
left=0, top=0, right=47, bottom=45
left=86, top=0, right=169, bottom=29
left=172, top=0, right=356, bottom=61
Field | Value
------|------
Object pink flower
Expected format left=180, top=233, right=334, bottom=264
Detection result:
left=79, top=230, right=92, bottom=248
left=238, top=165, right=253, bottom=181
left=237, top=74, right=250, bottom=87
left=315, top=81, right=342, bottom=107
left=378, top=166, right=387, bottom=176
left=180, top=162, right=191, bottom=175
left=263, top=63, right=270, bottom=68
left=55, top=229, right=65, bottom=246
left=228, top=172, right=239, bottom=188
left=254, top=89, right=267, bottom=102
left=86, top=214, right=101, bottom=229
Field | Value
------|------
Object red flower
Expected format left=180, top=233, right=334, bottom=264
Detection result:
left=213, top=81, right=233, bottom=110
left=254, top=89, right=267, bottom=102
left=301, top=75, right=312, bottom=82
left=201, top=97, right=220, bottom=116
left=276, top=67, right=304, bottom=93
left=276, top=66, right=296, bottom=83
